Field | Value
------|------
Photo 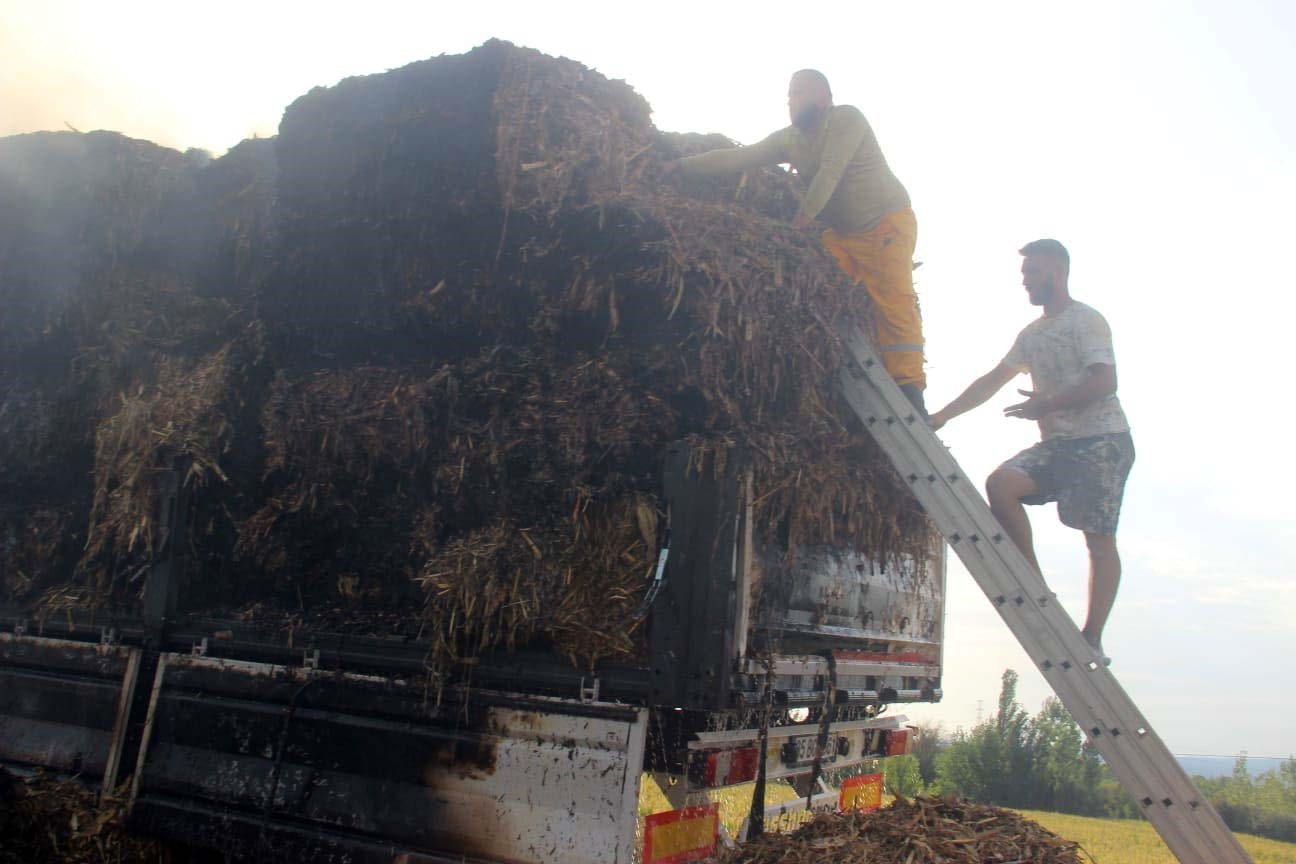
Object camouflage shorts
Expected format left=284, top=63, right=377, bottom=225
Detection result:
left=1000, top=432, right=1135, bottom=535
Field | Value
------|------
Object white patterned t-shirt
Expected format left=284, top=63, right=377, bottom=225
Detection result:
left=1001, top=301, right=1130, bottom=440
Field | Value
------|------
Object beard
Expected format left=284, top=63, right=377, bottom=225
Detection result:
left=792, top=103, right=826, bottom=131
left=1027, top=280, right=1056, bottom=306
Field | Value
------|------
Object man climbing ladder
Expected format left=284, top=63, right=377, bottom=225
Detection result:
left=834, top=318, right=1252, bottom=864
left=931, top=239, right=1134, bottom=664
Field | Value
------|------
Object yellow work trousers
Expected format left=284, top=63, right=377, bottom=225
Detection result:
left=821, top=207, right=925, bottom=389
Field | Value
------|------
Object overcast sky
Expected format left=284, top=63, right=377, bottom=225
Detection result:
left=4, top=0, right=1293, bottom=757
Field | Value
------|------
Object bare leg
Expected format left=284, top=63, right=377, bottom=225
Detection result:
left=1081, top=533, right=1121, bottom=649
left=986, top=468, right=1042, bottom=574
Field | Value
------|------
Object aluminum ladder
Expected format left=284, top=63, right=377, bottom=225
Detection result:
left=835, top=324, right=1253, bottom=864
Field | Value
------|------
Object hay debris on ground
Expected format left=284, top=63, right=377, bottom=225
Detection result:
left=712, top=797, right=1087, bottom=864
left=0, top=768, right=183, bottom=864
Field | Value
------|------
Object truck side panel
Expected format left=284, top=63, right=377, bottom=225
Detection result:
left=126, top=653, right=646, bottom=863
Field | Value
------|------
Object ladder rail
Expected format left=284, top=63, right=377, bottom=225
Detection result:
left=836, top=324, right=1253, bottom=864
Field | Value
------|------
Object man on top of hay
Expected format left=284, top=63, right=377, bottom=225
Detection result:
left=930, top=240, right=1134, bottom=664
left=663, top=69, right=926, bottom=414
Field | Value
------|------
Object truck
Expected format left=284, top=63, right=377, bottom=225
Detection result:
left=0, top=40, right=947, bottom=863
left=0, top=444, right=944, bottom=863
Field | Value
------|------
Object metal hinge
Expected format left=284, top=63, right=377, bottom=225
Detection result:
left=579, top=676, right=600, bottom=704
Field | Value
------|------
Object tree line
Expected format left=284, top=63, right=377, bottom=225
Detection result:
left=877, top=670, right=1296, bottom=844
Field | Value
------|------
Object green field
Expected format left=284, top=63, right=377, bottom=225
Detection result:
left=1019, top=809, right=1296, bottom=864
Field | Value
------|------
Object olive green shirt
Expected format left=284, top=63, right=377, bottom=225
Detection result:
left=676, top=105, right=910, bottom=235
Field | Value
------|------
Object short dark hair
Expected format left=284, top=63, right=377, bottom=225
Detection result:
left=792, top=69, right=832, bottom=101
left=1019, top=238, right=1069, bottom=276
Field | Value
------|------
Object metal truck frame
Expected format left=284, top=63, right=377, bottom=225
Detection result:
left=0, top=441, right=945, bottom=863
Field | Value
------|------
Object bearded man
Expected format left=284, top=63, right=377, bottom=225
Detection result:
left=664, top=69, right=926, bottom=413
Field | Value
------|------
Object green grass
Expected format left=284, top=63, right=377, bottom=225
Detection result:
left=1018, top=809, right=1296, bottom=864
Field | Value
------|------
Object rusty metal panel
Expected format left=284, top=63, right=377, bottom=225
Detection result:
left=0, top=633, right=135, bottom=781
left=424, top=705, right=647, bottom=862
left=773, top=546, right=944, bottom=648
left=129, top=653, right=647, bottom=863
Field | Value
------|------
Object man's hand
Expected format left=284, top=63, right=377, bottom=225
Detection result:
left=791, top=211, right=813, bottom=230
left=1004, top=389, right=1053, bottom=421
left=929, top=410, right=949, bottom=431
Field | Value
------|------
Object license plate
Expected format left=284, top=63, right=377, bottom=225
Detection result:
left=785, top=734, right=836, bottom=766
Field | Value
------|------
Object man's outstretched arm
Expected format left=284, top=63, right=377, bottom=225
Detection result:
left=1004, top=363, right=1116, bottom=420
left=664, top=129, right=789, bottom=177
left=930, top=363, right=1018, bottom=430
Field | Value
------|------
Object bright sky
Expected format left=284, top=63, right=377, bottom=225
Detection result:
left=4, top=1, right=1294, bottom=757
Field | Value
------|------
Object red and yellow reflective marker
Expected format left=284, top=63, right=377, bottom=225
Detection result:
left=886, top=728, right=913, bottom=756
left=839, top=772, right=884, bottom=813
left=643, top=803, right=719, bottom=864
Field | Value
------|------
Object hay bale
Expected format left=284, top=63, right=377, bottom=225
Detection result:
left=414, top=491, right=658, bottom=680
left=0, top=40, right=935, bottom=679
left=0, top=130, right=283, bottom=609
left=0, top=130, right=198, bottom=352
left=1, top=509, right=74, bottom=602
left=82, top=323, right=266, bottom=598
left=188, top=137, right=277, bottom=298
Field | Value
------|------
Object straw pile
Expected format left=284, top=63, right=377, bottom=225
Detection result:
left=0, top=768, right=179, bottom=864
left=0, top=40, right=933, bottom=677
left=0, top=130, right=244, bottom=605
left=713, top=797, right=1086, bottom=864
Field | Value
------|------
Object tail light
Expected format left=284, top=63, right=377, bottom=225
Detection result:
left=688, top=745, right=761, bottom=787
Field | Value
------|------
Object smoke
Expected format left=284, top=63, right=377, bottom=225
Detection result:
left=0, top=9, right=278, bottom=155
left=0, top=131, right=212, bottom=352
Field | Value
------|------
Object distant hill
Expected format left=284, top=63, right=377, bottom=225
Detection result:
left=1179, top=755, right=1290, bottom=779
